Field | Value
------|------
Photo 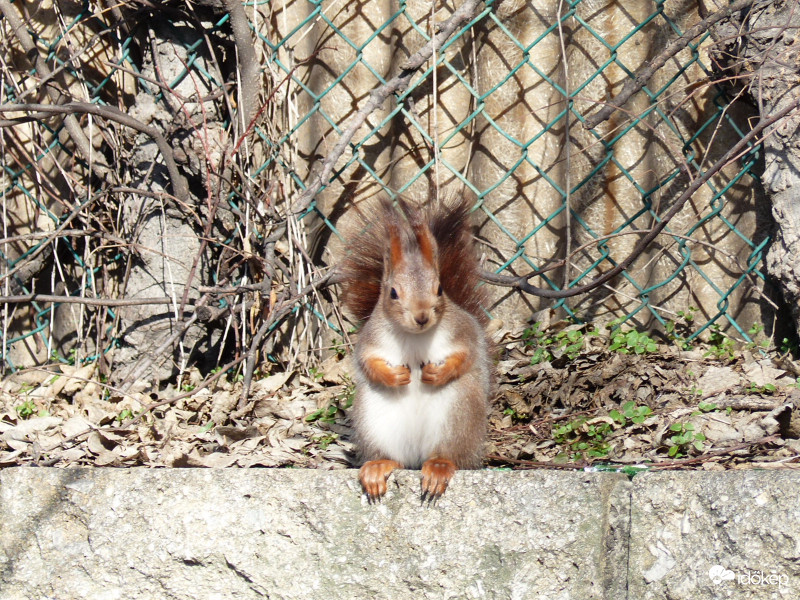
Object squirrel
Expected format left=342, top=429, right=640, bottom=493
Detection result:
left=339, top=195, right=492, bottom=501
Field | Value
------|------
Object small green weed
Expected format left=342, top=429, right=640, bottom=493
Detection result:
left=609, top=329, right=657, bottom=355
left=610, top=401, right=652, bottom=426
left=307, top=366, right=324, bottom=382
left=746, top=382, right=776, bottom=395
left=331, top=338, right=347, bottom=359
left=305, top=379, right=355, bottom=424
left=523, top=323, right=596, bottom=365
left=705, top=324, right=736, bottom=362
left=692, top=401, right=731, bottom=416
left=780, top=337, right=799, bottom=356
left=312, top=433, right=338, bottom=451
left=665, top=307, right=697, bottom=348
left=503, top=407, right=524, bottom=422
left=15, top=400, right=36, bottom=420
left=305, top=404, right=338, bottom=424
left=553, top=417, right=613, bottom=459
left=522, top=322, right=554, bottom=365
left=116, top=409, right=135, bottom=423
left=745, top=323, right=770, bottom=351
left=667, top=422, right=706, bottom=458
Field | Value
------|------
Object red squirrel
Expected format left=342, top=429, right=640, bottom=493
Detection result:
left=339, top=196, right=492, bottom=501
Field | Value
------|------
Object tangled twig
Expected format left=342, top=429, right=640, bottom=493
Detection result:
left=583, top=0, right=756, bottom=130
left=0, top=103, right=189, bottom=198
left=482, top=96, right=800, bottom=299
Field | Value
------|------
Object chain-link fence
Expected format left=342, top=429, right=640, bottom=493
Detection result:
left=0, top=0, right=773, bottom=377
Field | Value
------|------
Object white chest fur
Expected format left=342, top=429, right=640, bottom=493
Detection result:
left=356, top=324, right=459, bottom=468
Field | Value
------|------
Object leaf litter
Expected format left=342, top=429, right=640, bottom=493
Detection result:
left=1, top=318, right=799, bottom=473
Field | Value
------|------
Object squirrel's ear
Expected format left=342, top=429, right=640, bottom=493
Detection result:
left=387, top=221, right=404, bottom=272
left=413, top=222, right=437, bottom=267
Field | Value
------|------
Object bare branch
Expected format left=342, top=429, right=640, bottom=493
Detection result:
left=484, top=96, right=800, bottom=298
left=0, top=0, right=111, bottom=182
left=0, top=103, right=189, bottom=198
left=223, top=0, right=260, bottom=129
left=0, top=294, right=180, bottom=307
left=584, top=0, right=756, bottom=130
left=238, top=269, right=337, bottom=408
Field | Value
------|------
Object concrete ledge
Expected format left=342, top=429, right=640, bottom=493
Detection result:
left=0, top=468, right=798, bottom=599
left=629, top=470, right=800, bottom=600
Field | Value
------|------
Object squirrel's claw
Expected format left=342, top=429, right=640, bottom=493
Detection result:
left=421, top=458, right=456, bottom=502
left=359, top=459, right=402, bottom=502
left=421, top=362, right=445, bottom=385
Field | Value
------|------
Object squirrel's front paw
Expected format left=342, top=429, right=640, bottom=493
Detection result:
left=386, top=364, right=411, bottom=386
left=421, top=362, right=451, bottom=386
left=365, top=357, right=411, bottom=386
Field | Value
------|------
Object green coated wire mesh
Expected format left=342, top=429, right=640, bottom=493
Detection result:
left=0, top=0, right=772, bottom=373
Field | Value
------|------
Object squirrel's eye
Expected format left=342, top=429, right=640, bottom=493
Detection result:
left=390, top=287, right=398, bottom=300
left=437, top=284, right=443, bottom=296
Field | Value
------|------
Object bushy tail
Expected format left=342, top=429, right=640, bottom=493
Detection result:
left=339, top=195, right=488, bottom=323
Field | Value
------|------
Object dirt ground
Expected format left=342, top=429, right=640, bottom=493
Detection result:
left=2, top=318, right=799, bottom=474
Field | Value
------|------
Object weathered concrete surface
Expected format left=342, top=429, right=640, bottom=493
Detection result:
left=0, top=469, right=631, bottom=600
left=629, top=471, right=800, bottom=600
left=2, top=469, right=799, bottom=599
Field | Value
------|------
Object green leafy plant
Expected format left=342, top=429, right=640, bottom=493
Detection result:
left=704, top=324, right=736, bottom=362
left=665, top=306, right=697, bottom=348
left=687, top=384, right=703, bottom=398
left=553, top=417, right=613, bottom=459
left=522, top=323, right=596, bottom=365
left=609, top=329, right=657, bottom=355
left=746, top=382, right=776, bottom=395
left=115, top=408, right=135, bottom=423
left=17, top=382, right=35, bottom=395
left=522, top=322, right=554, bottom=365
left=15, top=400, right=36, bottom=420
left=503, top=407, right=524, bottom=422
left=779, top=337, right=799, bottom=356
left=667, top=422, right=706, bottom=458
left=305, top=404, right=339, bottom=424
left=692, top=401, right=730, bottom=416
left=556, top=328, right=591, bottom=360
left=331, top=338, right=348, bottom=359
left=305, top=379, right=355, bottom=424
left=610, top=401, right=652, bottom=426
left=745, top=323, right=770, bottom=351
left=312, top=433, right=338, bottom=451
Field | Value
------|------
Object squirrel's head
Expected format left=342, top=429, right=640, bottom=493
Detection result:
left=381, top=215, right=445, bottom=334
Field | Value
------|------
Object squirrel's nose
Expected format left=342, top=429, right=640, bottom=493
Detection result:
left=414, top=313, right=429, bottom=327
